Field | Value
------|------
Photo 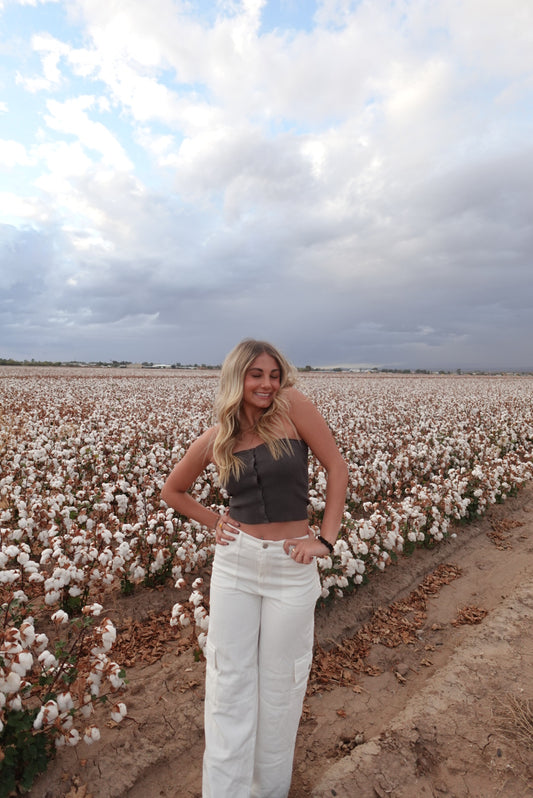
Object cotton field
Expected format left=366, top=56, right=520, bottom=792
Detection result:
left=1, top=368, right=532, bottom=757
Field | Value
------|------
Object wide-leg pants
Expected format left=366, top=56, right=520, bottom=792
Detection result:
left=203, top=531, right=321, bottom=798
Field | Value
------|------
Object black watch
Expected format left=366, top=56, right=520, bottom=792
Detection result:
left=317, top=535, right=334, bottom=554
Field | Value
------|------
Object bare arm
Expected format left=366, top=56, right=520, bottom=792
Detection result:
left=285, top=388, right=349, bottom=562
left=160, top=428, right=221, bottom=531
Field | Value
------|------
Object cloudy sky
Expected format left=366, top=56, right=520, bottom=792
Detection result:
left=1, top=0, right=532, bottom=369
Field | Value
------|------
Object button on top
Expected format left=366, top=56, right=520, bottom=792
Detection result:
left=262, top=542, right=268, bottom=549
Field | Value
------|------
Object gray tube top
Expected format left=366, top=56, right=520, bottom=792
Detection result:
left=226, top=439, right=309, bottom=524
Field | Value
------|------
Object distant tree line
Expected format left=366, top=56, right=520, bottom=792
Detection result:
left=0, top=358, right=132, bottom=367
left=0, top=358, right=529, bottom=375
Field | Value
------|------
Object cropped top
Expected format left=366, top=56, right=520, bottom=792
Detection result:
left=226, top=439, right=309, bottom=524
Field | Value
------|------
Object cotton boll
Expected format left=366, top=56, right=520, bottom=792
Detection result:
left=80, top=702, right=94, bottom=718
left=110, top=702, right=127, bottom=723
left=82, top=603, right=103, bottom=617
left=44, top=590, right=61, bottom=605
left=8, top=695, right=23, bottom=711
left=33, top=706, right=45, bottom=730
left=38, top=650, right=58, bottom=670
left=41, top=699, right=59, bottom=725
left=57, top=692, right=74, bottom=713
left=51, top=609, right=69, bottom=624
left=2, top=671, right=22, bottom=695
left=83, top=726, right=101, bottom=744
left=66, top=728, right=81, bottom=746
left=194, top=606, right=206, bottom=624
left=0, top=569, right=21, bottom=585
left=11, top=651, right=33, bottom=677
left=33, top=633, right=49, bottom=653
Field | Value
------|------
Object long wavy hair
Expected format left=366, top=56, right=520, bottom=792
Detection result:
left=212, top=339, right=298, bottom=484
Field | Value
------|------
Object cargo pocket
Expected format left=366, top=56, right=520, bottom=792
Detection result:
left=205, top=639, right=218, bottom=709
left=271, top=651, right=313, bottom=750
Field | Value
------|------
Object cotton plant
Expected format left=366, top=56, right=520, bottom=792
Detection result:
left=1, top=368, right=533, bottom=785
left=0, top=597, right=126, bottom=793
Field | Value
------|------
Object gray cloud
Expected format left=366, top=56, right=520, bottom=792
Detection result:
left=1, top=1, right=532, bottom=370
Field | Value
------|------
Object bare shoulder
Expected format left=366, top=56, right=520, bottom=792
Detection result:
left=285, top=385, right=312, bottom=407
left=285, top=387, right=343, bottom=468
left=285, top=386, right=327, bottom=434
left=193, top=425, right=218, bottom=461
left=177, top=425, right=218, bottom=467
left=285, top=386, right=321, bottom=420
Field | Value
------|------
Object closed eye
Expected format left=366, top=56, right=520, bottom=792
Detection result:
left=248, top=370, right=280, bottom=379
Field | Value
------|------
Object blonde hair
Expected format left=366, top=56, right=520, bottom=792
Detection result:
left=213, top=339, right=298, bottom=484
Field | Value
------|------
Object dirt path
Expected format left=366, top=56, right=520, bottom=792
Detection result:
left=30, top=485, right=533, bottom=798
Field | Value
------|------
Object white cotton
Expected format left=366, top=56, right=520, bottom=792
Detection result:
left=80, top=703, right=93, bottom=718
left=57, top=692, right=74, bottom=713
left=189, top=590, right=203, bottom=607
left=66, top=728, right=81, bottom=746
left=42, top=699, right=59, bottom=724
left=51, top=609, right=69, bottom=624
left=83, top=603, right=103, bottom=616
left=0, top=569, right=20, bottom=584
left=8, top=695, right=22, bottom=711
left=38, top=650, right=58, bottom=670
left=33, top=706, right=45, bottom=730
left=108, top=670, right=125, bottom=689
left=33, top=633, right=49, bottom=653
left=83, top=726, right=101, bottom=744
left=11, top=652, right=33, bottom=676
left=44, top=590, right=61, bottom=605
left=110, top=702, right=127, bottom=723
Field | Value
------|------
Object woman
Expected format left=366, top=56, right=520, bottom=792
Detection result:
left=161, top=339, right=348, bottom=798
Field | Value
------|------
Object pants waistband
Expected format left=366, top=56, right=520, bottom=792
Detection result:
left=232, top=529, right=309, bottom=550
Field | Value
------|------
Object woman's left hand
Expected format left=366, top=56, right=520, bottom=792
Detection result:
left=283, top=528, right=332, bottom=564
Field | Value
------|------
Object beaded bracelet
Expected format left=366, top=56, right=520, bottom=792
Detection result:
left=317, top=535, right=334, bottom=554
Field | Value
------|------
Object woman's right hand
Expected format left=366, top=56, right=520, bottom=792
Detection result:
left=215, top=513, right=241, bottom=545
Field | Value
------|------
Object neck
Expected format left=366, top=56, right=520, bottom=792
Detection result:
left=239, top=409, right=262, bottom=432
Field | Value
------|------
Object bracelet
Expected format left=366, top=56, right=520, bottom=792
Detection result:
left=317, top=535, right=334, bottom=554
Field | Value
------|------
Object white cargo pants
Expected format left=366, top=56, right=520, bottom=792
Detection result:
left=203, top=531, right=321, bottom=798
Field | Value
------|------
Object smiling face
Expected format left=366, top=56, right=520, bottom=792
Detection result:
left=241, top=352, right=281, bottom=419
